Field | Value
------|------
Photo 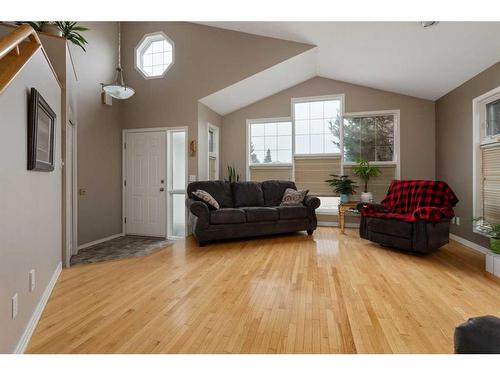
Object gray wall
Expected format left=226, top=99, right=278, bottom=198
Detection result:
left=69, top=22, right=123, bottom=245
left=221, top=76, right=436, bottom=181
left=436, top=61, right=500, bottom=248
left=119, top=22, right=312, bottom=177
left=0, top=50, right=62, bottom=353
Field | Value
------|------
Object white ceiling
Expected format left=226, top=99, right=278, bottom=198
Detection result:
left=200, top=48, right=317, bottom=115
left=200, top=22, right=500, bottom=101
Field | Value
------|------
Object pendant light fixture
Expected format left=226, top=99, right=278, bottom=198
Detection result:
left=101, top=22, right=135, bottom=100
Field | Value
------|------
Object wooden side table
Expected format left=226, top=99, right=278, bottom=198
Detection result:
left=338, top=201, right=359, bottom=234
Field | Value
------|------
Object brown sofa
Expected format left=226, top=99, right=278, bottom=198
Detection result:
left=186, top=180, right=320, bottom=246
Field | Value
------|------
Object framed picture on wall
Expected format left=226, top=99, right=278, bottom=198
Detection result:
left=28, top=87, right=56, bottom=171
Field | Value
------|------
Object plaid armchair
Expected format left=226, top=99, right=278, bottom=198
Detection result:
left=358, top=180, right=458, bottom=253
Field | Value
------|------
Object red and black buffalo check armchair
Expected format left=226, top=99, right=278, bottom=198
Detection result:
left=358, top=180, right=459, bottom=253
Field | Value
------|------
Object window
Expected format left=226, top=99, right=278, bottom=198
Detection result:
left=292, top=97, right=342, bottom=154
left=487, top=99, right=500, bottom=137
left=473, top=87, right=500, bottom=235
left=249, top=119, right=292, bottom=165
left=135, top=32, right=174, bottom=79
left=209, top=130, right=215, bottom=154
left=343, top=114, right=396, bottom=163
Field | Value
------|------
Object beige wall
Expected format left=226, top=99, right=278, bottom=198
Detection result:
left=0, top=50, right=62, bottom=353
left=436, top=61, right=500, bottom=248
left=198, top=102, right=222, bottom=181
left=221, top=76, right=436, bottom=182
left=69, top=22, right=123, bottom=245
left=119, top=22, right=312, bottom=178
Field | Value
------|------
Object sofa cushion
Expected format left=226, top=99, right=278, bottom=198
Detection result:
left=187, top=181, right=233, bottom=208
left=366, top=217, right=412, bottom=239
left=280, top=188, right=309, bottom=206
left=232, top=182, right=265, bottom=207
left=192, top=189, right=220, bottom=210
left=261, top=180, right=297, bottom=207
left=210, top=208, right=246, bottom=224
left=242, top=207, right=279, bottom=222
left=276, top=205, right=308, bottom=220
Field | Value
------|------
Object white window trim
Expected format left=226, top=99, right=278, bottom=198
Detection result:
left=473, top=85, right=500, bottom=236
left=208, top=123, right=219, bottom=180
left=246, top=117, right=293, bottom=180
left=134, top=31, right=175, bottom=80
left=342, top=109, right=401, bottom=179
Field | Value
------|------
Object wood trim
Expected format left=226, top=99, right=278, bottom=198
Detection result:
left=0, top=25, right=61, bottom=95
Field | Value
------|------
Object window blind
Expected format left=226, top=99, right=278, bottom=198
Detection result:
left=250, top=166, right=292, bottom=182
left=482, top=144, right=500, bottom=223
left=294, top=156, right=341, bottom=195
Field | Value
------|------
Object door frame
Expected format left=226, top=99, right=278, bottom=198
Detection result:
left=122, top=126, right=188, bottom=239
left=208, top=123, right=220, bottom=180
left=63, top=116, right=78, bottom=267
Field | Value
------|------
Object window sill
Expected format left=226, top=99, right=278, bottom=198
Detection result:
left=249, top=164, right=292, bottom=169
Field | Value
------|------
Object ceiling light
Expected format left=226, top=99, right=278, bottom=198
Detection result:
left=101, top=23, right=135, bottom=100
left=420, top=21, right=439, bottom=28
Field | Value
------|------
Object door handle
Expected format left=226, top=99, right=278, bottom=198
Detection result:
left=160, top=188, right=165, bottom=192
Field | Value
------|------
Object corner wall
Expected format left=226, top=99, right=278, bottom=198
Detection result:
left=0, top=50, right=62, bottom=353
left=436, top=61, right=500, bottom=248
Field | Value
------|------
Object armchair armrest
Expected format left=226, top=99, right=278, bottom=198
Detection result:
left=357, top=202, right=388, bottom=213
left=412, top=206, right=454, bottom=222
left=303, top=195, right=320, bottom=210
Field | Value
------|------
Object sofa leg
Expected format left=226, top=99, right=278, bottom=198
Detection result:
left=307, top=229, right=314, bottom=236
left=198, top=241, right=208, bottom=247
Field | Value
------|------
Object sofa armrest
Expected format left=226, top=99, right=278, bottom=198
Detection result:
left=186, top=198, right=209, bottom=218
left=304, top=195, right=321, bottom=210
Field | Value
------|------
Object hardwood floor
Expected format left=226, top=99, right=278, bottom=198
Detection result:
left=27, top=227, right=500, bottom=354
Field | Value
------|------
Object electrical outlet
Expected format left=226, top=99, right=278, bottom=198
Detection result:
left=29, top=269, right=36, bottom=292
left=12, top=293, right=18, bottom=319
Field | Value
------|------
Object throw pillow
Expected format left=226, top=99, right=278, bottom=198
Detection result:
left=280, top=188, right=309, bottom=206
left=192, top=189, right=220, bottom=210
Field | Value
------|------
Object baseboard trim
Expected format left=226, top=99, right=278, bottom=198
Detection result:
left=14, top=261, right=62, bottom=354
left=449, top=234, right=490, bottom=255
left=318, top=221, right=360, bottom=228
left=78, top=232, right=124, bottom=251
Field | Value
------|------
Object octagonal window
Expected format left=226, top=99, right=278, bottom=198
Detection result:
left=135, top=32, right=174, bottom=79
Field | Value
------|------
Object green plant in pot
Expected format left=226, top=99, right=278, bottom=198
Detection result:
left=16, top=21, right=89, bottom=51
left=473, top=219, right=500, bottom=254
left=352, top=159, right=381, bottom=203
left=225, top=165, right=240, bottom=183
left=325, top=175, right=357, bottom=203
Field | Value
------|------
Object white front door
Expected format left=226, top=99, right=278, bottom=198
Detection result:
left=125, top=131, right=166, bottom=237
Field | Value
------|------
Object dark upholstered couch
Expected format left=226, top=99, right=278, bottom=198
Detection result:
left=186, top=180, right=320, bottom=246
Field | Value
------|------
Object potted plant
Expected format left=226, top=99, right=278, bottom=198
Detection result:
left=474, top=219, right=500, bottom=254
left=325, top=175, right=357, bottom=203
left=16, top=21, right=89, bottom=51
left=225, top=165, right=240, bottom=183
left=352, top=159, right=381, bottom=203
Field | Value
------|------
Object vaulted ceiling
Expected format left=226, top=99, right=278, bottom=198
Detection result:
left=199, top=22, right=500, bottom=107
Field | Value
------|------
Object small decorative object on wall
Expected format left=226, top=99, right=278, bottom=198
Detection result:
left=325, top=174, right=358, bottom=203
left=352, top=159, right=381, bottom=203
left=226, top=165, right=240, bottom=183
left=189, top=140, right=197, bottom=157
left=28, top=88, right=56, bottom=171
